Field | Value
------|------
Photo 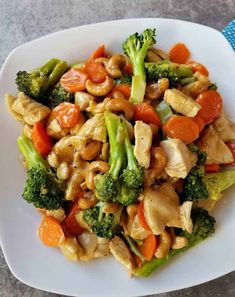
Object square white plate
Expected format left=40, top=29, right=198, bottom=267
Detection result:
left=0, top=18, right=235, bottom=297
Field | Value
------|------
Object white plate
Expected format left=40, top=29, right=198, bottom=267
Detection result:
left=0, top=18, right=235, bottom=297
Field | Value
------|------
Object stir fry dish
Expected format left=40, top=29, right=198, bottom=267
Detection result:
left=6, top=28, right=235, bottom=277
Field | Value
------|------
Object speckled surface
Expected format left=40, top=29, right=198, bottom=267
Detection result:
left=0, top=0, right=234, bottom=296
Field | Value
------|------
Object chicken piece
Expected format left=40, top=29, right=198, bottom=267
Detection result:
left=180, top=201, right=193, bottom=233
left=134, top=121, right=153, bottom=168
left=130, top=214, right=151, bottom=240
left=77, top=231, right=98, bottom=261
left=50, top=135, right=75, bottom=164
left=160, top=139, right=197, bottom=178
left=212, top=111, right=235, bottom=142
left=71, top=114, right=107, bottom=151
left=47, top=116, right=70, bottom=139
left=11, top=92, right=50, bottom=125
left=164, top=88, right=201, bottom=117
left=143, top=183, right=181, bottom=235
left=196, top=125, right=233, bottom=164
left=93, top=237, right=110, bottom=258
left=60, top=237, right=83, bottom=261
left=181, top=71, right=211, bottom=98
left=109, top=236, right=134, bottom=274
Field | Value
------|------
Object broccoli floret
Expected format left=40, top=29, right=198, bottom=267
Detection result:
left=94, top=112, right=143, bottom=206
left=18, top=134, right=65, bottom=210
left=204, top=170, right=235, bottom=201
left=115, top=75, right=132, bottom=85
left=135, top=207, right=215, bottom=277
left=145, top=60, right=193, bottom=87
left=16, top=58, right=68, bottom=103
left=49, top=84, right=74, bottom=108
left=94, top=112, right=126, bottom=202
left=187, top=144, right=207, bottom=165
left=123, top=29, right=156, bottom=103
left=121, top=120, right=144, bottom=189
left=184, top=166, right=209, bottom=200
left=83, top=202, right=123, bottom=239
left=184, top=166, right=235, bottom=201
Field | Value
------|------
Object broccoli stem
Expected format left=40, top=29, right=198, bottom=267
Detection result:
left=39, top=58, right=61, bottom=74
left=105, top=111, right=126, bottom=178
left=123, top=121, right=138, bottom=171
left=18, top=134, right=46, bottom=169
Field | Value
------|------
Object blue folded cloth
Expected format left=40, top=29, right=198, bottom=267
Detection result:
left=222, top=19, right=235, bottom=51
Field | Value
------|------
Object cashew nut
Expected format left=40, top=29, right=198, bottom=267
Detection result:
left=103, top=202, right=120, bottom=214
left=146, top=49, right=163, bottom=63
left=85, top=161, right=110, bottom=190
left=111, top=90, right=126, bottom=99
left=106, top=54, right=126, bottom=78
left=172, top=236, right=188, bottom=250
left=78, top=194, right=98, bottom=210
left=96, top=55, right=126, bottom=78
left=106, top=98, right=134, bottom=120
left=80, top=140, right=102, bottom=161
left=155, top=229, right=172, bottom=259
left=65, top=169, right=85, bottom=200
left=56, top=162, right=70, bottom=181
left=146, top=78, right=169, bottom=100
left=85, top=76, right=114, bottom=96
left=149, top=123, right=159, bottom=138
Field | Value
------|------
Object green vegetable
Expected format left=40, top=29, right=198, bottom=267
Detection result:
left=180, top=77, right=196, bottom=85
left=94, top=112, right=125, bottom=202
left=184, top=166, right=235, bottom=201
left=123, top=234, right=145, bottom=262
left=187, top=144, right=207, bottom=165
left=16, top=58, right=68, bottom=103
left=94, top=112, right=144, bottom=206
left=145, top=60, right=193, bottom=87
left=135, top=207, right=215, bottom=277
left=49, top=84, right=74, bottom=108
left=17, top=134, right=65, bottom=210
left=115, top=75, right=132, bottom=85
left=208, top=83, right=217, bottom=90
left=83, top=202, right=123, bottom=239
left=123, top=29, right=156, bottom=103
left=156, top=101, right=173, bottom=124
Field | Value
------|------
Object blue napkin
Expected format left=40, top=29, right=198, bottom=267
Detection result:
left=222, top=19, right=235, bottom=51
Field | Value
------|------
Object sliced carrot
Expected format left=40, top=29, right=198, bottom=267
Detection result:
left=60, top=68, right=88, bottom=93
left=169, top=43, right=190, bottom=64
left=163, top=115, right=200, bottom=144
left=187, top=61, right=209, bottom=76
left=38, top=216, right=65, bottom=247
left=53, top=102, right=81, bottom=128
left=138, top=201, right=151, bottom=231
left=88, top=44, right=107, bottom=62
left=196, top=90, right=222, bottom=124
left=122, top=63, right=132, bottom=75
left=138, top=234, right=158, bottom=261
left=134, top=103, right=161, bottom=127
left=63, top=200, right=83, bottom=236
left=191, top=114, right=205, bottom=133
left=32, top=122, right=53, bottom=156
left=204, top=164, right=221, bottom=173
left=84, top=61, right=107, bottom=83
left=111, top=84, right=131, bottom=99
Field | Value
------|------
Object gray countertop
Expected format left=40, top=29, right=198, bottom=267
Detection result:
left=0, top=0, right=234, bottom=296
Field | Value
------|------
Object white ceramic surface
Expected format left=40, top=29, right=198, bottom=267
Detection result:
left=0, top=18, right=234, bottom=297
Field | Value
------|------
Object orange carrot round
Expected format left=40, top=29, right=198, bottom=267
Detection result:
left=169, top=43, right=190, bottom=64
left=122, top=63, right=133, bottom=75
left=163, top=115, right=200, bottom=143
left=84, top=61, right=107, bottom=83
left=196, top=90, right=222, bottom=124
left=53, top=102, right=81, bottom=128
left=60, top=68, right=88, bottom=93
left=38, top=216, right=65, bottom=247
left=111, top=84, right=131, bottom=99
left=138, top=201, right=151, bottom=231
left=134, top=103, right=161, bottom=127
left=88, top=44, right=107, bottom=62
left=138, top=234, right=158, bottom=261
left=191, top=114, right=205, bottom=133
left=187, top=61, right=209, bottom=76
left=32, top=122, right=53, bottom=156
